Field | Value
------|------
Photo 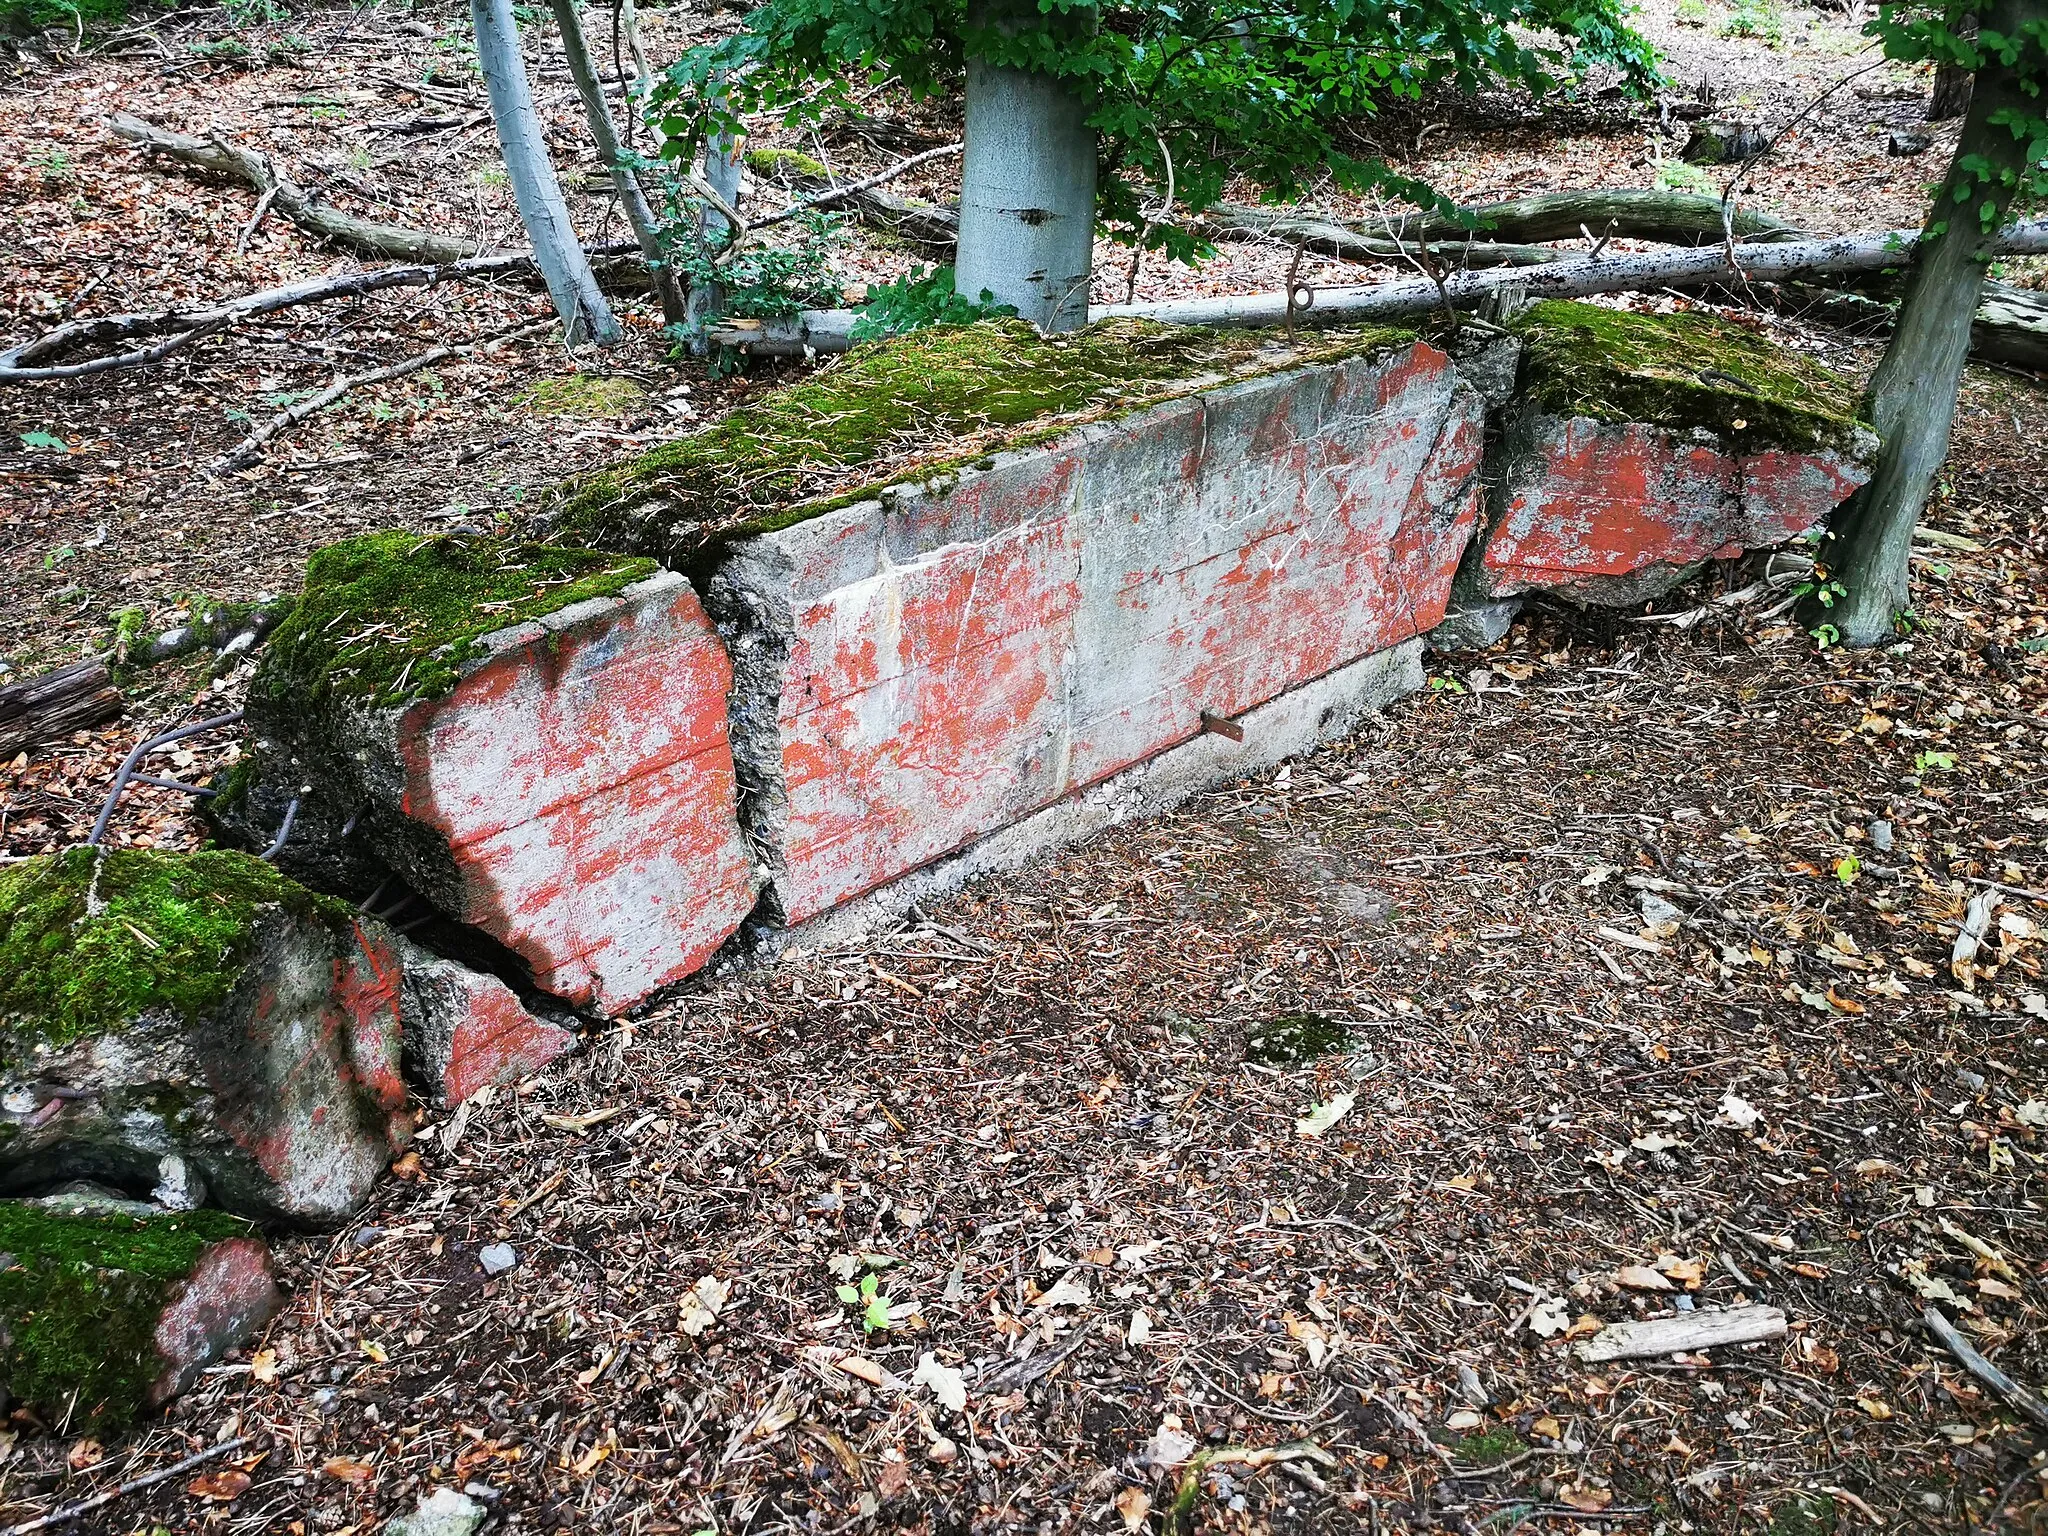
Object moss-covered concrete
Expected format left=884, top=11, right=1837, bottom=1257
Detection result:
left=516, top=374, right=649, bottom=419
left=0, top=1201, right=253, bottom=1429
left=1511, top=300, right=1867, bottom=452
left=547, top=317, right=1415, bottom=562
left=0, top=847, right=348, bottom=1057
left=254, top=530, right=656, bottom=710
left=743, top=146, right=831, bottom=182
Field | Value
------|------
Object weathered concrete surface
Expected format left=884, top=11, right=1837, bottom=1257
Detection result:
left=0, top=1198, right=279, bottom=1428
left=795, top=639, right=1425, bottom=948
left=264, top=571, right=759, bottom=1015
left=398, top=942, right=575, bottom=1107
left=1474, top=412, right=1873, bottom=605
left=0, top=852, right=410, bottom=1228
left=712, top=342, right=1483, bottom=925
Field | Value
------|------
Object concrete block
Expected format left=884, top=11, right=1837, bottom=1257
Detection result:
left=712, top=341, right=1483, bottom=925
left=397, top=942, right=576, bottom=1107
left=1472, top=300, right=1877, bottom=607
left=240, top=552, right=760, bottom=1016
left=795, top=639, right=1425, bottom=948
left=0, top=849, right=410, bottom=1229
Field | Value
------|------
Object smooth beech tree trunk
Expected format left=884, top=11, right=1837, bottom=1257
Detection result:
left=955, top=2, right=1097, bottom=331
left=546, top=0, right=685, bottom=325
left=684, top=96, right=743, bottom=348
left=471, top=0, right=619, bottom=345
left=1816, top=0, right=2032, bottom=647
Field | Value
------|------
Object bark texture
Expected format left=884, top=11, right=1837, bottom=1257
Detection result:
left=955, top=1, right=1098, bottom=330
left=470, top=0, right=619, bottom=344
left=1819, top=0, right=2035, bottom=647
left=0, top=662, right=124, bottom=758
left=546, top=0, right=684, bottom=324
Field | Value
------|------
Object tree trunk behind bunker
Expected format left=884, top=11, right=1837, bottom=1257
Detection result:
left=472, top=0, right=620, bottom=345
left=1814, top=0, right=2034, bottom=647
left=954, top=2, right=1098, bottom=331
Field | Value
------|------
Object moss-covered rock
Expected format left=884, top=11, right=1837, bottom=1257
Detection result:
left=0, top=849, right=410, bottom=1228
left=0, top=1200, right=276, bottom=1429
left=254, top=530, right=656, bottom=712
left=544, top=317, right=1413, bottom=562
left=743, top=145, right=831, bottom=183
left=0, top=847, right=347, bottom=1056
left=1510, top=299, right=1867, bottom=454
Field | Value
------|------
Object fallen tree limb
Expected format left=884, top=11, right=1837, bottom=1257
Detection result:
left=1922, top=1305, right=2048, bottom=1431
left=1203, top=190, right=1805, bottom=267
left=110, top=112, right=481, bottom=264
left=751, top=142, right=963, bottom=231
left=0, top=661, right=125, bottom=760
left=209, top=317, right=553, bottom=473
left=715, top=217, right=2048, bottom=354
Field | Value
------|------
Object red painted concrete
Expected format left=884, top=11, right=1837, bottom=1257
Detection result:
left=1478, top=416, right=1870, bottom=600
left=151, top=1235, right=281, bottom=1406
left=764, top=343, right=1485, bottom=923
left=391, top=578, right=758, bottom=1013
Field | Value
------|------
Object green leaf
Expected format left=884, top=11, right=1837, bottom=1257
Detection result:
left=19, top=431, right=66, bottom=451
left=862, top=1293, right=891, bottom=1332
left=835, top=1284, right=859, bottom=1305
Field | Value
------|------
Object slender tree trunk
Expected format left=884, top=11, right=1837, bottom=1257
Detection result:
left=546, top=0, right=684, bottom=324
left=1817, top=0, right=2033, bottom=647
left=471, top=0, right=620, bottom=345
left=683, top=87, right=744, bottom=348
left=955, top=1, right=1097, bottom=331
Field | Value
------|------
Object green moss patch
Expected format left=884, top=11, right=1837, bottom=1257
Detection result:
left=549, top=317, right=1414, bottom=561
left=1453, top=1426, right=1529, bottom=1467
left=254, top=530, right=656, bottom=710
left=1245, top=1012, right=1351, bottom=1066
left=0, top=847, right=346, bottom=1056
left=1512, top=300, right=1867, bottom=452
left=516, top=373, right=649, bottom=419
left=0, top=1201, right=252, bottom=1429
left=744, top=146, right=831, bottom=182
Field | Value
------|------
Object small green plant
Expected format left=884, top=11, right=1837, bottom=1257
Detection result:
left=849, top=266, right=1017, bottom=342
left=1810, top=621, right=1840, bottom=647
left=186, top=37, right=252, bottom=60
left=222, top=0, right=287, bottom=23
left=1834, top=852, right=1861, bottom=885
left=1767, top=1492, right=1837, bottom=1536
left=836, top=1270, right=892, bottom=1333
left=43, top=546, right=76, bottom=570
left=28, top=149, right=72, bottom=183
left=1654, top=158, right=1718, bottom=195
left=1454, top=1426, right=1528, bottom=1467
left=1717, top=0, right=1785, bottom=44
left=1913, top=750, right=1956, bottom=775
left=1673, top=0, right=1709, bottom=24
left=19, top=431, right=67, bottom=451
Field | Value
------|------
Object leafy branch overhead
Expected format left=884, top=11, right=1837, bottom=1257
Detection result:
left=648, top=0, right=1663, bottom=258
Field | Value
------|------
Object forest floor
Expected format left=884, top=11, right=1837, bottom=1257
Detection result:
left=2, top=1, right=2047, bottom=1533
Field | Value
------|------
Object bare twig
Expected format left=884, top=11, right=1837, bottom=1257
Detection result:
left=209, top=317, right=552, bottom=474
left=750, top=142, right=963, bottom=230
left=0, top=1437, right=252, bottom=1536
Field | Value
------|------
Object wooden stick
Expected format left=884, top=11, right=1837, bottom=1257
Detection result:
left=0, top=1436, right=251, bottom=1536
left=751, top=142, right=964, bottom=229
left=1922, top=1305, right=2048, bottom=1431
left=0, top=661, right=125, bottom=759
left=1574, top=1304, right=1788, bottom=1363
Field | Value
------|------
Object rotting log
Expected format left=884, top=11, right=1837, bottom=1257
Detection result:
left=713, top=217, right=2048, bottom=354
left=0, top=661, right=124, bottom=758
left=108, top=112, right=481, bottom=264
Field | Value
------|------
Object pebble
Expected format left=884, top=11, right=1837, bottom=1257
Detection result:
left=385, top=1488, right=485, bottom=1536
left=1869, top=819, right=1894, bottom=852
left=479, top=1242, right=518, bottom=1276
left=927, top=1437, right=958, bottom=1465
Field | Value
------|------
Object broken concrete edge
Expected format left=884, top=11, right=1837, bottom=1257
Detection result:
left=538, top=316, right=1420, bottom=564
left=0, top=847, right=570, bottom=1218
left=1508, top=299, right=1869, bottom=456
left=0, top=845, right=356, bottom=1056
left=788, top=641, right=1426, bottom=951
left=248, top=530, right=660, bottom=717
left=0, top=1199, right=278, bottom=1430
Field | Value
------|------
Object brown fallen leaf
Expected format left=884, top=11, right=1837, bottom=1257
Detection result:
left=250, top=1348, right=280, bottom=1384
left=541, top=1106, right=627, bottom=1133
left=1564, top=1313, right=1605, bottom=1340
left=1613, top=1265, right=1675, bottom=1292
left=1115, top=1487, right=1152, bottom=1531
left=188, top=1469, right=252, bottom=1502
left=321, top=1456, right=376, bottom=1483
left=1560, top=1484, right=1614, bottom=1512
left=66, top=1439, right=103, bottom=1472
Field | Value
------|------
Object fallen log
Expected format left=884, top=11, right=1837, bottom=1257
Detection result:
left=109, top=112, right=480, bottom=264
left=0, top=661, right=125, bottom=759
left=715, top=217, right=2048, bottom=354
left=1921, top=1304, right=2048, bottom=1432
